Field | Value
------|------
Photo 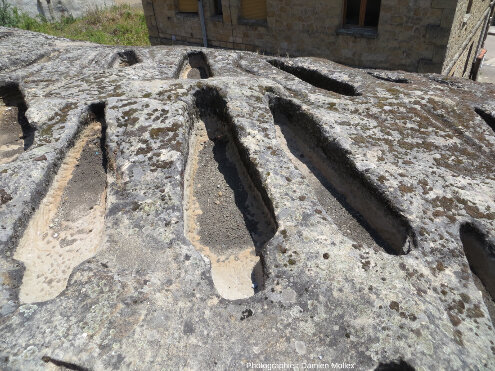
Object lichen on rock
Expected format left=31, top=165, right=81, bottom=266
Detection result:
left=0, top=27, right=495, bottom=370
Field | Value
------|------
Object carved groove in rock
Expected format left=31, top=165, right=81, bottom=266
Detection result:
left=41, top=356, right=89, bottom=371
left=184, top=88, right=276, bottom=300
left=460, top=222, right=495, bottom=324
left=375, top=360, right=415, bottom=371
left=268, top=59, right=360, bottom=96
left=14, top=103, right=108, bottom=304
left=0, top=83, right=35, bottom=165
left=367, top=72, right=410, bottom=84
left=111, top=50, right=140, bottom=68
left=270, top=97, right=415, bottom=255
left=475, top=107, right=495, bottom=133
left=179, top=51, right=211, bottom=79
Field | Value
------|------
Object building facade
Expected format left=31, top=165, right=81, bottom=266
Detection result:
left=142, top=0, right=495, bottom=78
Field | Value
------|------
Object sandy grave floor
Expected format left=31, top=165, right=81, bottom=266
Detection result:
left=15, top=121, right=107, bottom=304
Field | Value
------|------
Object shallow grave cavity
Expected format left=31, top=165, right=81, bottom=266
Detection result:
left=15, top=105, right=108, bottom=304
left=375, top=360, right=415, bottom=371
left=110, top=49, right=140, bottom=68
left=0, top=84, right=35, bottom=165
left=460, top=223, right=495, bottom=324
left=474, top=107, right=495, bottom=133
left=270, top=96, right=414, bottom=255
left=179, top=52, right=211, bottom=79
left=268, top=59, right=360, bottom=96
left=184, top=88, right=276, bottom=300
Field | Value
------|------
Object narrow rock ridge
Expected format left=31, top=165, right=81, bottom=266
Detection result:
left=269, top=96, right=415, bottom=255
left=179, top=51, right=212, bottom=79
left=0, top=83, right=35, bottom=165
left=184, top=87, right=276, bottom=300
left=460, top=222, right=495, bottom=324
left=268, top=59, right=360, bottom=96
left=14, top=103, right=108, bottom=304
left=475, top=107, right=495, bottom=133
left=110, top=50, right=141, bottom=68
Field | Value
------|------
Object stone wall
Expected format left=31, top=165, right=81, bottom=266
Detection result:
left=442, top=0, right=493, bottom=77
left=144, top=0, right=493, bottom=77
left=447, top=20, right=485, bottom=78
left=143, top=0, right=448, bottom=72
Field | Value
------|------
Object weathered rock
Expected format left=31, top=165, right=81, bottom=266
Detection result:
left=0, top=27, right=495, bottom=370
left=6, top=0, right=142, bottom=20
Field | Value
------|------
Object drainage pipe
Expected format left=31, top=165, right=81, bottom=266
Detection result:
left=198, top=0, right=208, bottom=48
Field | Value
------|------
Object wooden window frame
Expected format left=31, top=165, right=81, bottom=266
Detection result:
left=342, top=0, right=379, bottom=29
left=177, top=0, right=199, bottom=14
left=240, top=0, right=267, bottom=22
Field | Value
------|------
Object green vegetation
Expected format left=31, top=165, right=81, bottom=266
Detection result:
left=0, top=0, right=150, bottom=46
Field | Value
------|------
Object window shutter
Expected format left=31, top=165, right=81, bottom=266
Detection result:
left=241, top=0, right=267, bottom=20
left=178, top=0, right=198, bottom=13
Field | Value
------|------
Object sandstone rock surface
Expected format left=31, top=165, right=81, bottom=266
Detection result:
left=0, top=27, right=495, bottom=370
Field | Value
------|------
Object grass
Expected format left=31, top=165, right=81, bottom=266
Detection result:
left=0, top=0, right=150, bottom=46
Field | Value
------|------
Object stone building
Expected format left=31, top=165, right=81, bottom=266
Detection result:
left=142, top=0, right=495, bottom=78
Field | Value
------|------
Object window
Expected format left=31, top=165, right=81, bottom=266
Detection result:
left=343, top=0, right=381, bottom=28
left=241, top=0, right=267, bottom=20
left=214, top=0, right=223, bottom=15
left=178, top=0, right=198, bottom=13
left=466, top=0, right=473, bottom=14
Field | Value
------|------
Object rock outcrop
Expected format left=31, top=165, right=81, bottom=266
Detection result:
left=0, top=27, right=495, bottom=370
left=6, top=0, right=142, bottom=20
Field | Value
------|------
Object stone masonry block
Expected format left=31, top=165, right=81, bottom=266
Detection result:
left=418, top=58, right=443, bottom=72
left=426, top=24, right=451, bottom=45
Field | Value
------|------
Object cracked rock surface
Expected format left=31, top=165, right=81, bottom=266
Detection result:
left=0, top=27, right=495, bottom=370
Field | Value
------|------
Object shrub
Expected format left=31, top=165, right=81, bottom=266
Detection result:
left=0, top=0, right=19, bottom=27
left=0, top=3, right=149, bottom=46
